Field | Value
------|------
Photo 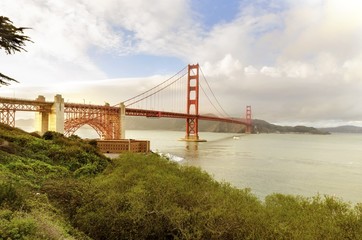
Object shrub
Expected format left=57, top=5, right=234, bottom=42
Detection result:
left=0, top=143, right=16, bottom=154
left=88, top=139, right=97, bottom=147
left=74, top=163, right=102, bottom=178
left=64, top=154, right=266, bottom=239
left=41, top=179, right=90, bottom=219
left=0, top=182, right=25, bottom=210
left=42, top=131, right=63, bottom=140
left=29, top=131, right=41, bottom=138
left=0, top=210, right=36, bottom=239
left=264, top=194, right=362, bottom=239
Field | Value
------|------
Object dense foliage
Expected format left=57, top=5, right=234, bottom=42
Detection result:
left=45, top=154, right=266, bottom=239
left=0, top=123, right=108, bottom=239
left=1, top=123, right=361, bottom=239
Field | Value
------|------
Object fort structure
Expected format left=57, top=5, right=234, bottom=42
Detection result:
left=96, top=139, right=150, bottom=153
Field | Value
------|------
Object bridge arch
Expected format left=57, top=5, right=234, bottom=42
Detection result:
left=63, top=103, right=123, bottom=140
left=64, top=118, right=108, bottom=139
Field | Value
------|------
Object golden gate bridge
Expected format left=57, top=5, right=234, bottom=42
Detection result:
left=0, top=64, right=252, bottom=141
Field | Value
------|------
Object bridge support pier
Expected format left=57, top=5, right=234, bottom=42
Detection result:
left=35, top=95, right=49, bottom=134
left=35, top=94, right=64, bottom=135
left=49, top=94, right=64, bottom=133
left=120, top=103, right=126, bottom=139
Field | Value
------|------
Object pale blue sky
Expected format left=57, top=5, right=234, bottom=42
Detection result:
left=1, top=0, right=362, bottom=126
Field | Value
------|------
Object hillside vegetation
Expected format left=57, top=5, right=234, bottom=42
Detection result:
left=1, top=123, right=361, bottom=239
left=0, top=123, right=108, bottom=239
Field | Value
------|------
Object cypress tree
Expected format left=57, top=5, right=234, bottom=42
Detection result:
left=0, top=16, right=31, bottom=85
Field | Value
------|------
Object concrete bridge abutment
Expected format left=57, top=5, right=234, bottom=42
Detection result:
left=35, top=95, right=49, bottom=135
left=120, top=102, right=126, bottom=139
left=35, top=94, right=64, bottom=135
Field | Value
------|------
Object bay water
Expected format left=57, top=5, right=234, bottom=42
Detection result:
left=125, top=130, right=362, bottom=204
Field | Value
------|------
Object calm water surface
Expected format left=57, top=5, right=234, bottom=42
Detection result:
left=126, top=130, right=362, bottom=204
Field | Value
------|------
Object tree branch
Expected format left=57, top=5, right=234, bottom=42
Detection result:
left=0, top=16, right=31, bottom=86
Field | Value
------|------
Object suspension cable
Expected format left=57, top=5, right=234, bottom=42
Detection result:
left=125, top=71, right=188, bottom=107
left=122, top=66, right=187, bottom=105
left=199, top=83, right=226, bottom=117
left=199, top=66, right=231, bottom=117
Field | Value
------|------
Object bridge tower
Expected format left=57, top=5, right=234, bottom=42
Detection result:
left=245, top=105, right=252, bottom=133
left=183, top=64, right=205, bottom=142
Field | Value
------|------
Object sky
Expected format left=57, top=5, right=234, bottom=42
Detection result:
left=1, top=0, right=362, bottom=127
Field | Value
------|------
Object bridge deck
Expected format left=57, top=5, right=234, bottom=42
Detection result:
left=126, top=108, right=249, bottom=125
left=0, top=96, right=52, bottom=112
left=0, top=97, right=250, bottom=126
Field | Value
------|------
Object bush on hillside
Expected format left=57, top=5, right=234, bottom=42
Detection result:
left=44, top=153, right=362, bottom=240
left=45, top=154, right=265, bottom=239
left=0, top=210, right=36, bottom=239
left=0, top=124, right=112, bottom=239
left=0, top=182, right=25, bottom=210
left=1, top=124, right=362, bottom=239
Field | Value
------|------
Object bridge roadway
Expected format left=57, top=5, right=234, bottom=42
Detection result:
left=0, top=96, right=52, bottom=112
left=0, top=96, right=250, bottom=128
left=126, top=108, right=249, bottom=125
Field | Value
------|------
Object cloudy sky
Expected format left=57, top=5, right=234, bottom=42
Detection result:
left=1, top=0, right=362, bottom=127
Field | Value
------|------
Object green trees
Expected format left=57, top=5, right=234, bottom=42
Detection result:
left=0, top=16, right=31, bottom=85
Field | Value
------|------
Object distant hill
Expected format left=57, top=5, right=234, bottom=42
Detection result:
left=251, top=119, right=330, bottom=135
left=15, top=118, right=34, bottom=126
left=125, top=117, right=329, bottom=134
left=15, top=117, right=331, bottom=134
left=318, top=125, right=362, bottom=133
left=125, top=116, right=247, bottom=132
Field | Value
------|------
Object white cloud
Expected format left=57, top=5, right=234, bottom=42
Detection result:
left=201, top=54, right=243, bottom=77
left=244, top=65, right=258, bottom=75
left=1, top=0, right=362, bottom=126
left=186, top=0, right=362, bottom=123
left=84, top=0, right=200, bottom=57
left=260, top=66, right=281, bottom=78
left=343, top=56, right=362, bottom=82
left=0, top=0, right=200, bottom=82
left=0, top=0, right=120, bottom=83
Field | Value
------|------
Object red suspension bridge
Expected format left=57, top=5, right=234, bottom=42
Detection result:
left=0, top=64, right=252, bottom=141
